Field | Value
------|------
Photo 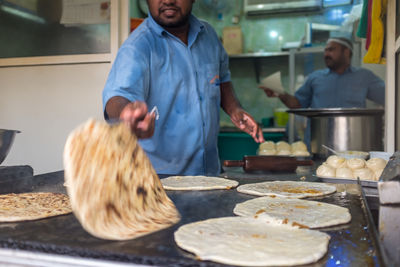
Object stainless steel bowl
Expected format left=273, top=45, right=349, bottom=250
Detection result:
left=288, top=108, right=384, bottom=158
left=0, top=129, right=20, bottom=165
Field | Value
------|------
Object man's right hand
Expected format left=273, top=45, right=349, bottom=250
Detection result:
left=259, top=86, right=280, bottom=97
left=119, top=101, right=156, bottom=139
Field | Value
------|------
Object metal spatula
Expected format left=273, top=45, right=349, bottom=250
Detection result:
left=378, top=151, right=400, bottom=204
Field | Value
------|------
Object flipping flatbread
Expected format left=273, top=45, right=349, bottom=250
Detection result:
left=234, top=196, right=351, bottom=228
left=237, top=181, right=336, bottom=198
left=174, top=217, right=330, bottom=266
left=0, top=192, right=71, bottom=222
left=161, top=176, right=238, bottom=190
left=63, top=119, right=180, bottom=240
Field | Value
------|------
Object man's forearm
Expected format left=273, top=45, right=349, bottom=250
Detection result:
left=278, top=93, right=302, bottom=109
left=220, top=82, right=242, bottom=115
left=105, top=96, right=131, bottom=119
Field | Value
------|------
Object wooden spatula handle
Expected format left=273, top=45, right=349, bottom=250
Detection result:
left=223, top=160, right=244, bottom=167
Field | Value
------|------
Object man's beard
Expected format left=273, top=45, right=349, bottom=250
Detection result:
left=325, top=57, right=342, bottom=71
left=154, top=11, right=191, bottom=28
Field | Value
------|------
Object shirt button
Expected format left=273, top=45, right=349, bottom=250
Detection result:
left=199, top=96, right=203, bottom=101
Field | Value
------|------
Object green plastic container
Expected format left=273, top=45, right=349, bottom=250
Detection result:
left=218, top=132, right=284, bottom=161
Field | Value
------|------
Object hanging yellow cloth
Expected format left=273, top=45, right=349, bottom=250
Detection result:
left=363, top=0, right=387, bottom=64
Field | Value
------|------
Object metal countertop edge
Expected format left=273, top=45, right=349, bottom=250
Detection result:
left=360, top=184, right=391, bottom=267
left=0, top=248, right=148, bottom=267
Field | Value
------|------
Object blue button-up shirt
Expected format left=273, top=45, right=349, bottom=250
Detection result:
left=102, top=14, right=231, bottom=176
left=295, top=66, right=385, bottom=108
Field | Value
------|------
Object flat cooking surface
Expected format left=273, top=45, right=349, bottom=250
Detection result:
left=0, top=170, right=382, bottom=266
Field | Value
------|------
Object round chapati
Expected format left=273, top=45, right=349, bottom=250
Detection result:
left=237, top=181, right=336, bottom=198
left=161, top=176, right=239, bottom=190
left=174, top=217, right=330, bottom=266
left=63, top=119, right=180, bottom=240
left=234, top=196, right=351, bottom=228
left=0, top=192, right=72, bottom=222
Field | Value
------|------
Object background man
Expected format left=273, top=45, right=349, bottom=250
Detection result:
left=261, top=37, right=385, bottom=109
left=260, top=37, right=385, bottom=146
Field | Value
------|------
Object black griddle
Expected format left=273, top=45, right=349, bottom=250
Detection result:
left=0, top=170, right=385, bottom=266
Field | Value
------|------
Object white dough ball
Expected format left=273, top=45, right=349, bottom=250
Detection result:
left=276, top=141, right=291, bottom=151
left=374, top=169, right=384, bottom=180
left=336, top=167, right=354, bottom=179
left=259, top=141, right=275, bottom=151
left=276, top=150, right=291, bottom=156
left=346, top=158, right=366, bottom=170
left=291, top=141, right=307, bottom=152
left=353, top=168, right=374, bottom=181
left=316, top=164, right=336, bottom=178
left=366, top=158, right=387, bottom=171
left=292, top=150, right=310, bottom=157
left=258, top=149, right=276, bottom=155
left=326, top=155, right=346, bottom=169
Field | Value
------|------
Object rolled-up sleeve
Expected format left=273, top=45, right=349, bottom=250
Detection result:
left=102, top=44, right=150, bottom=112
left=366, top=71, right=385, bottom=106
left=294, top=76, right=314, bottom=108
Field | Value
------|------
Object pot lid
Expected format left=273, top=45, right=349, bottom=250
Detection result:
left=287, top=108, right=384, bottom=117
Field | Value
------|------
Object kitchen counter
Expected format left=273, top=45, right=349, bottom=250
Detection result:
left=0, top=169, right=392, bottom=266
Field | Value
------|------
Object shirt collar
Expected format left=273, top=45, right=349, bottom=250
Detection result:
left=147, top=13, right=205, bottom=38
left=325, top=65, right=355, bottom=75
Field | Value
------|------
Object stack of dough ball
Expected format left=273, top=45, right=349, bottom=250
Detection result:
left=258, top=141, right=276, bottom=155
left=316, top=155, right=387, bottom=181
left=258, top=141, right=310, bottom=157
left=276, top=141, right=291, bottom=156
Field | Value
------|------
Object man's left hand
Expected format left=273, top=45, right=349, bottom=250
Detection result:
left=230, top=109, right=264, bottom=143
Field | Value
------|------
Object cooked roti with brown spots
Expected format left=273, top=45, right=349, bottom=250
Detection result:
left=63, top=119, right=180, bottom=240
left=237, top=181, right=336, bottom=198
left=233, top=196, right=351, bottom=228
left=0, top=192, right=72, bottom=222
left=161, top=176, right=239, bottom=190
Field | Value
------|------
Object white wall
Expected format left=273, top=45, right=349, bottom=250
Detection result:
left=0, top=63, right=111, bottom=174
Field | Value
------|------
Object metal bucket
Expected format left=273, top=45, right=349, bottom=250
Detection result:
left=288, top=108, right=384, bottom=158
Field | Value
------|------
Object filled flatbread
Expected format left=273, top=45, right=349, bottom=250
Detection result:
left=237, top=181, right=336, bottom=198
left=0, top=192, right=71, bottom=222
left=63, top=119, right=180, bottom=240
left=161, top=176, right=238, bottom=190
left=234, top=196, right=351, bottom=228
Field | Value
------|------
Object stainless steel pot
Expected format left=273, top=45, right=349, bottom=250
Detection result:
left=288, top=108, right=384, bottom=158
left=0, top=129, right=20, bottom=164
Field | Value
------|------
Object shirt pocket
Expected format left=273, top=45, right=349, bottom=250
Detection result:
left=200, top=63, right=221, bottom=102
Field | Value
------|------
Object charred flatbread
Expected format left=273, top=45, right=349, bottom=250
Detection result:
left=63, top=119, right=180, bottom=240
left=234, top=196, right=351, bottom=228
left=237, top=181, right=336, bottom=198
left=0, top=192, right=71, bottom=222
left=174, top=217, right=330, bottom=266
left=161, top=176, right=238, bottom=190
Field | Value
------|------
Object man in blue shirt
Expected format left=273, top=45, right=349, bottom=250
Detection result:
left=103, top=0, right=264, bottom=176
left=261, top=37, right=385, bottom=108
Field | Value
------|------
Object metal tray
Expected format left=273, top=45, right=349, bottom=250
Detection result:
left=315, top=175, right=378, bottom=188
left=0, top=171, right=386, bottom=266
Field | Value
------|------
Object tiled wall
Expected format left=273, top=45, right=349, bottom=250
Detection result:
left=130, top=0, right=361, bottom=125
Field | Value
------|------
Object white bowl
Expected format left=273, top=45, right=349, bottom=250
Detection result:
left=369, top=151, right=392, bottom=161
